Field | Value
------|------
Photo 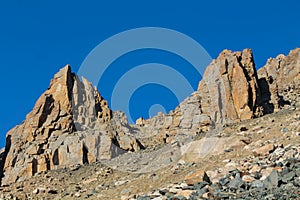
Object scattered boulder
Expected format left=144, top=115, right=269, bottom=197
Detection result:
left=177, top=190, right=196, bottom=198
left=184, top=169, right=210, bottom=186
left=253, top=143, right=275, bottom=156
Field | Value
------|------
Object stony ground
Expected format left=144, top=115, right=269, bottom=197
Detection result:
left=0, top=105, right=299, bottom=200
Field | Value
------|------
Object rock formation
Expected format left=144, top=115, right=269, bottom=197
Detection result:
left=136, top=48, right=299, bottom=148
left=136, top=49, right=263, bottom=147
left=258, top=48, right=300, bottom=112
left=1, top=65, right=142, bottom=186
left=0, top=48, right=299, bottom=187
left=198, top=49, right=263, bottom=122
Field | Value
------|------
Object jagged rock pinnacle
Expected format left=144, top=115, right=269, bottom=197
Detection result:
left=1, top=65, right=141, bottom=186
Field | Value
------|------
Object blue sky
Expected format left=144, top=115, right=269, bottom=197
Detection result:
left=0, top=0, right=299, bottom=148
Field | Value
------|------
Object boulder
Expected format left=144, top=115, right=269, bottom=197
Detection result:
left=184, top=169, right=211, bottom=186
left=253, top=144, right=275, bottom=156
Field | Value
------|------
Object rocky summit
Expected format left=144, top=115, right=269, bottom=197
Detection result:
left=0, top=48, right=299, bottom=200
left=1, top=66, right=142, bottom=186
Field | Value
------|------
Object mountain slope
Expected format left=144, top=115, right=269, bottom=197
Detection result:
left=0, top=48, right=299, bottom=198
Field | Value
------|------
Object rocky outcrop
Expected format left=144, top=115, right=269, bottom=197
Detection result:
left=135, top=48, right=299, bottom=148
left=136, top=49, right=263, bottom=147
left=1, top=65, right=142, bottom=186
left=258, top=48, right=300, bottom=112
left=198, top=49, right=262, bottom=123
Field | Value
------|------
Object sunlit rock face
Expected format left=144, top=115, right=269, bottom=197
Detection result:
left=1, top=65, right=141, bottom=185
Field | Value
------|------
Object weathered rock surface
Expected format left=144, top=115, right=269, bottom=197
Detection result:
left=1, top=65, right=142, bottom=186
left=137, top=49, right=263, bottom=147
left=198, top=49, right=262, bottom=123
left=137, top=48, right=300, bottom=149
left=258, top=48, right=300, bottom=112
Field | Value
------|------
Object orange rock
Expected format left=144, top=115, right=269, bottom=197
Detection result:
left=1, top=65, right=142, bottom=186
left=184, top=169, right=211, bottom=186
left=136, top=117, right=145, bottom=126
left=198, top=49, right=262, bottom=125
left=253, top=144, right=275, bottom=156
left=258, top=48, right=300, bottom=112
left=242, top=175, right=256, bottom=182
left=249, top=164, right=261, bottom=173
left=177, top=190, right=196, bottom=198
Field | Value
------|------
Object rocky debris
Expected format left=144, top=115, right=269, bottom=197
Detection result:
left=177, top=189, right=196, bottom=199
left=0, top=100, right=299, bottom=200
left=102, top=140, right=183, bottom=173
left=135, top=108, right=300, bottom=199
left=1, top=65, right=142, bottom=186
left=137, top=144, right=300, bottom=200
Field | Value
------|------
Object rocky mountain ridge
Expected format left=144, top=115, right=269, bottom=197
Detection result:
left=0, top=47, right=299, bottom=199
left=0, top=66, right=142, bottom=186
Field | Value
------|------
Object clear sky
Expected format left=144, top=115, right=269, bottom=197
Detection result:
left=0, top=0, right=299, bottom=148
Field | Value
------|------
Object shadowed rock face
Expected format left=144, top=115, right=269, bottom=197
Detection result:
left=1, top=48, right=299, bottom=186
left=258, top=48, right=300, bottom=112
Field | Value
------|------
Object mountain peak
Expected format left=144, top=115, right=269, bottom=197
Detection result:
left=0, top=65, right=142, bottom=186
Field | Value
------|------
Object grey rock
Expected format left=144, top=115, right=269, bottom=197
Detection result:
left=295, top=168, right=300, bottom=177
left=251, top=180, right=264, bottom=188
left=219, top=177, right=230, bottom=186
left=263, top=170, right=278, bottom=189
left=137, top=196, right=151, bottom=200
left=281, top=127, right=289, bottom=133
left=228, top=174, right=244, bottom=190
left=120, top=189, right=131, bottom=195
left=293, top=178, right=300, bottom=187
left=282, top=171, right=295, bottom=183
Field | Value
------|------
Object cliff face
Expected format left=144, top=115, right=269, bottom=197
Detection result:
left=0, top=48, right=299, bottom=186
left=197, top=49, right=262, bottom=123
